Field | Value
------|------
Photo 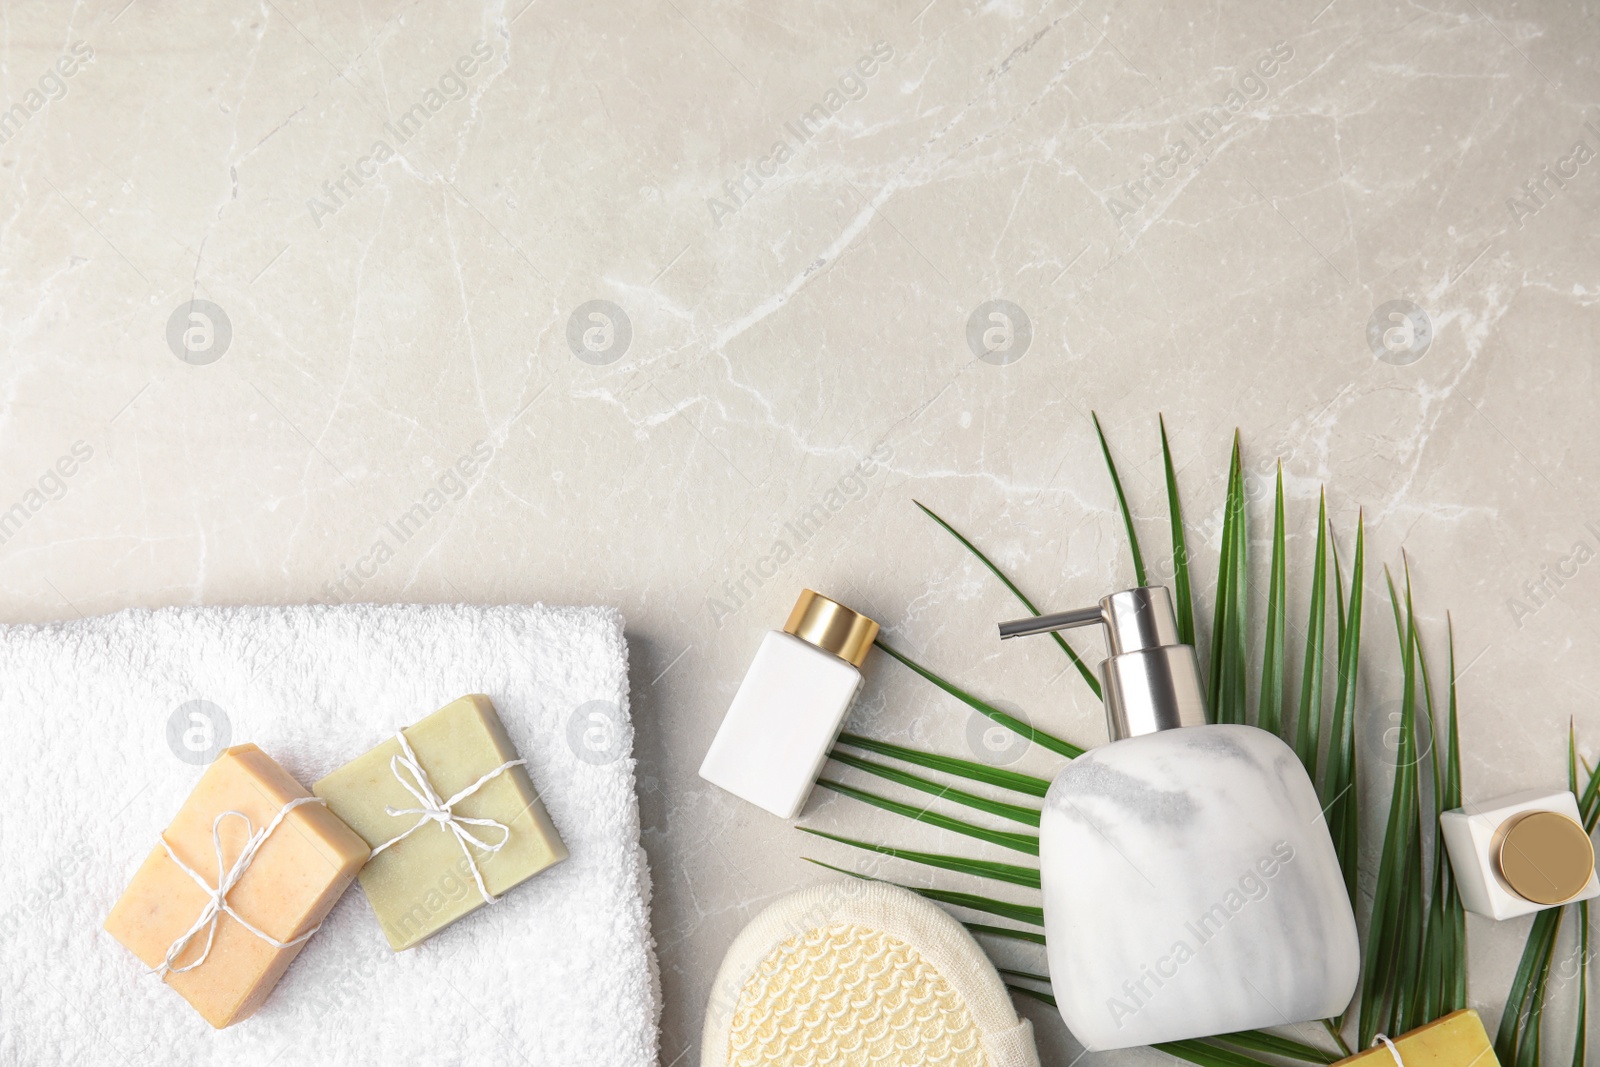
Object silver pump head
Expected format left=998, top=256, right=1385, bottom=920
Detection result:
left=999, top=586, right=1208, bottom=741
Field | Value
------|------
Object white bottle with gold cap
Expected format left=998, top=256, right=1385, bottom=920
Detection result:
left=1440, top=789, right=1600, bottom=920
left=699, top=590, right=879, bottom=820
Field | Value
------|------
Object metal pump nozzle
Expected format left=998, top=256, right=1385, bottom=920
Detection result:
left=1000, top=586, right=1208, bottom=741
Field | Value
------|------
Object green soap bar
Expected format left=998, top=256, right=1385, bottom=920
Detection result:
left=314, top=694, right=568, bottom=950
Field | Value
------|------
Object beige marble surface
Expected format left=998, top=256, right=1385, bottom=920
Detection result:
left=3, top=0, right=1599, bottom=1062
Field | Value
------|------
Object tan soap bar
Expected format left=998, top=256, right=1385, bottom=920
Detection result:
left=314, top=694, right=567, bottom=950
left=104, top=745, right=370, bottom=1028
left=1332, top=1010, right=1499, bottom=1067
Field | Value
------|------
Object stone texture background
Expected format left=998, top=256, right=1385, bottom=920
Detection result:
left=2, top=0, right=1597, bottom=1062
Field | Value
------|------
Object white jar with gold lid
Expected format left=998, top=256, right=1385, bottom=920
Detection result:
left=1441, top=789, right=1599, bottom=920
left=699, top=590, right=878, bottom=820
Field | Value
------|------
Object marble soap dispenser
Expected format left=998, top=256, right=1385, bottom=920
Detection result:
left=1000, top=587, right=1359, bottom=1051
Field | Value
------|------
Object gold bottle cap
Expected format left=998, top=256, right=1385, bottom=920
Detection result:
left=784, top=590, right=879, bottom=669
left=1496, top=809, right=1596, bottom=905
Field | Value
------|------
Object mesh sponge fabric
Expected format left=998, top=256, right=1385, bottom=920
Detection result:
left=702, top=881, right=1041, bottom=1067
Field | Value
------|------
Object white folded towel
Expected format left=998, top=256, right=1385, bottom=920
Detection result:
left=0, top=603, right=659, bottom=1066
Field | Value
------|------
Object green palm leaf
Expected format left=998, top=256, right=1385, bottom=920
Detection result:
left=1574, top=728, right=1597, bottom=1067
left=1390, top=570, right=1428, bottom=1037
left=1008, top=983, right=1057, bottom=1007
left=1293, top=490, right=1328, bottom=777
left=1258, top=463, right=1288, bottom=737
left=834, top=733, right=1050, bottom=797
left=797, top=828, right=1041, bottom=887
left=966, top=922, right=1046, bottom=944
left=1576, top=899, right=1590, bottom=1067
left=1160, top=415, right=1196, bottom=645
left=1213, top=1030, right=1339, bottom=1064
left=814, top=778, right=1039, bottom=854
left=915, top=886, right=1043, bottom=926
left=1092, top=411, right=1147, bottom=585
left=1209, top=433, right=1249, bottom=725
left=827, top=750, right=1042, bottom=825
left=1358, top=568, right=1425, bottom=1045
left=1510, top=910, right=1564, bottom=1067
left=913, top=500, right=1100, bottom=696
left=804, top=858, right=1043, bottom=925
left=998, top=967, right=1052, bottom=984
left=1324, top=515, right=1364, bottom=902
left=1411, top=605, right=1467, bottom=1022
left=1000, top=988, right=1339, bottom=1065
left=1444, top=617, right=1468, bottom=1015
left=875, top=640, right=1084, bottom=758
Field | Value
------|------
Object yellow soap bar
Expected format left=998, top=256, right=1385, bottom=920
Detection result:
left=104, top=745, right=370, bottom=1028
left=1332, top=1011, right=1500, bottom=1067
left=313, top=694, right=567, bottom=951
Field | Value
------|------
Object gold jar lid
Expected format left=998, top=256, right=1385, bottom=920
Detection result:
left=784, top=590, right=879, bottom=669
left=1496, top=809, right=1596, bottom=905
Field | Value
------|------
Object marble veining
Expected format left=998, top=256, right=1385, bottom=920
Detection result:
left=1041, top=725, right=1360, bottom=1050
left=1045, top=755, right=1199, bottom=828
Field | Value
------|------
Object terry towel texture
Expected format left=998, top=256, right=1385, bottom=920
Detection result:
left=0, top=603, right=659, bottom=1066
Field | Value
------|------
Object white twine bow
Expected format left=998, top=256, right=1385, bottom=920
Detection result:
left=1372, top=1034, right=1407, bottom=1067
left=368, top=729, right=526, bottom=905
left=156, top=795, right=328, bottom=977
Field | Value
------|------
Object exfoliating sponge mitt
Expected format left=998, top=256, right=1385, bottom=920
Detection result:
left=702, top=880, right=1041, bottom=1067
